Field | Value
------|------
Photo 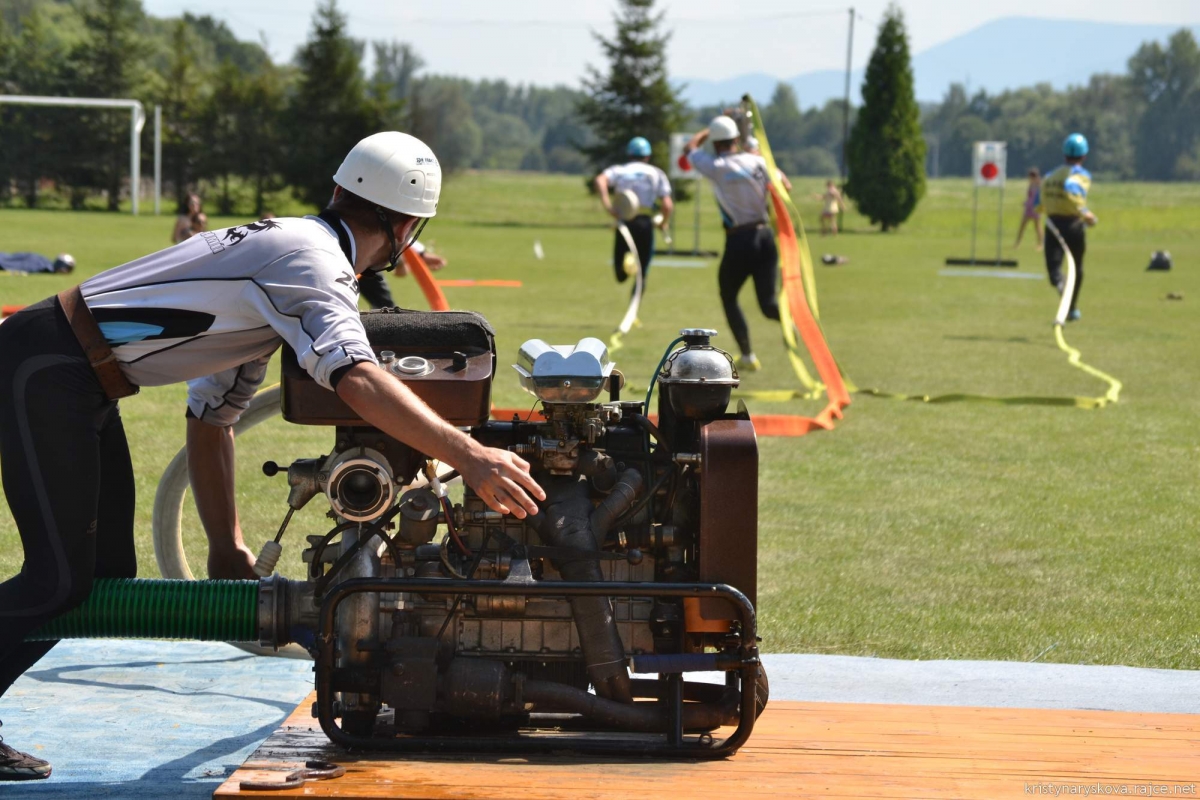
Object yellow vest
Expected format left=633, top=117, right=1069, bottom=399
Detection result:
left=1036, top=164, right=1091, bottom=218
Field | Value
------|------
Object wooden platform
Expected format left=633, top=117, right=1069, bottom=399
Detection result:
left=215, top=692, right=1200, bottom=799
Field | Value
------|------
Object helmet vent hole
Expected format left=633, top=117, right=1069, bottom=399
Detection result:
left=357, top=177, right=363, bottom=183
left=410, top=178, right=417, bottom=184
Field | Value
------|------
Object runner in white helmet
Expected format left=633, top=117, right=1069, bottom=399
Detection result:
left=684, top=116, right=779, bottom=371
left=593, top=136, right=674, bottom=291
left=0, top=132, right=545, bottom=781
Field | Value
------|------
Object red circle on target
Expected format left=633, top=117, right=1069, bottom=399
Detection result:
left=980, top=162, right=999, bottom=180
left=677, top=154, right=692, bottom=171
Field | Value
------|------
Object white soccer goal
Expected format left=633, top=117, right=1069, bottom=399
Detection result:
left=0, top=95, right=162, bottom=215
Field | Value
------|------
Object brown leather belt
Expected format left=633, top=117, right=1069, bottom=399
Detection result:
left=57, top=286, right=139, bottom=401
left=725, top=221, right=767, bottom=236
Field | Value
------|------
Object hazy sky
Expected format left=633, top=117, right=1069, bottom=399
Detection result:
left=141, top=1, right=1200, bottom=84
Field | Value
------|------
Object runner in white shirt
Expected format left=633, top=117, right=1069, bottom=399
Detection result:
left=685, top=116, right=781, bottom=371
left=0, top=132, right=545, bottom=782
left=593, top=136, right=673, bottom=290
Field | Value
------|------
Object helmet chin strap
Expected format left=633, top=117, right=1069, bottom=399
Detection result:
left=373, top=207, right=430, bottom=272
left=376, top=207, right=402, bottom=272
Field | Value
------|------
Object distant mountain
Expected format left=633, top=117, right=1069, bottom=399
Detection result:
left=679, top=17, right=1200, bottom=109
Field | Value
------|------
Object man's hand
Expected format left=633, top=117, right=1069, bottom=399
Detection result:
left=457, top=443, right=544, bottom=519
left=424, top=252, right=447, bottom=271
left=208, top=543, right=257, bottom=581
left=1083, top=211, right=1098, bottom=227
left=658, top=195, right=674, bottom=229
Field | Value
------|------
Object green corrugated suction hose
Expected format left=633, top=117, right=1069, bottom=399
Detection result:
left=26, top=578, right=259, bottom=643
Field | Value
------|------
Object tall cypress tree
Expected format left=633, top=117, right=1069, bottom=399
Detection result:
left=846, top=5, right=926, bottom=231
left=576, top=0, right=686, bottom=183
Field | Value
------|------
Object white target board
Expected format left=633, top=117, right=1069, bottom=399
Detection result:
left=669, top=132, right=697, bottom=180
left=973, top=141, right=1007, bottom=187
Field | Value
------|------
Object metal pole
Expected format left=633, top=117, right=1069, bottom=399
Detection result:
left=995, top=180, right=1004, bottom=264
left=970, top=184, right=978, bottom=264
left=154, top=105, right=162, bottom=215
left=668, top=197, right=677, bottom=254
left=131, top=106, right=139, bottom=216
left=693, top=180, right=701, bottom=255
left=840, top=7, right=854, bottom=179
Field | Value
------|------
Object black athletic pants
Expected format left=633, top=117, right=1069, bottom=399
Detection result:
left=1045, top=215, right=1086, bottom=313
left=719, top=226, right=780, bottom=356
left=0, top=297, right=137, bottom=701
left=612, top=214, right=655, bottom=286
left=357, top=269, right=395, bottom=309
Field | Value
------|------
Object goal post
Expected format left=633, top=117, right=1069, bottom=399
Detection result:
left=0, top=95, right=162, bottom=215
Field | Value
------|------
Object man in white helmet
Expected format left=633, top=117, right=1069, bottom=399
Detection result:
left=593, top=136, right=673, bottom=290
left=0, top=132, right=545, bottom=781
left=684, top=116, right=779, bottom=371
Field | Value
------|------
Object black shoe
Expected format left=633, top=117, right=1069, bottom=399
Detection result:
left=0, top=728, right=52, bottom=781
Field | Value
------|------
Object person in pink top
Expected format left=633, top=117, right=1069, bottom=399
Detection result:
left=1014, top=167, right=1043, bottom=250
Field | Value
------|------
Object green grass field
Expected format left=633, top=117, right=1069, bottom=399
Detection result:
left=1, top=173, right=1198, bottom=668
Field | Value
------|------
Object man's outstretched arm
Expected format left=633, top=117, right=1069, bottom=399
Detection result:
left=335, top=362, right=545, bottom=518
left=187, top=416, right=258, bottom=579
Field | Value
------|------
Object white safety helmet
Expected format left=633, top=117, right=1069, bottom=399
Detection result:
left=709, top=115, right=740, bottom=143
left=612, top=188, right=640, bottom=222
left=333, top=131, right=441, bottom=218
left=745, top=135, right=760, bottom=152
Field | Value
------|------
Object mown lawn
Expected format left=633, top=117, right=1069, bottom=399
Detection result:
left=1, top=172, right=1197, bottom=667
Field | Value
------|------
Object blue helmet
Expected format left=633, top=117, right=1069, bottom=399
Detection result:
left=627, top=136, right=652, bottom=158
left=1063, top=133, right=1089, bottom=158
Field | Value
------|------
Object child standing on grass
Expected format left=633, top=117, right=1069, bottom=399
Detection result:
left=1014, top=168, right=1043, bottom=250
left=816, top=180, right=843, bottom=236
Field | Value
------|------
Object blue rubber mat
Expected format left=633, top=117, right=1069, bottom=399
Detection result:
left=0, top=641, right=312, bottom=798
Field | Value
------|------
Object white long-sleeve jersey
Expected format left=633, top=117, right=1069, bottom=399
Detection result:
left=687, top=149, right=770, bottom=227
left=80, top=213, right=377, bottom=426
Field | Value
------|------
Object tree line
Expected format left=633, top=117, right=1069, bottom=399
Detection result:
left=2, top=0, right=1198, bottom=217
left=923, top=28, right=1200, bottom=181
left=0, top=0, right=593, bottom=214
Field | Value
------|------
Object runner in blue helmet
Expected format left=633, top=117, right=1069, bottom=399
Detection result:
left=1036, top=133, right=1097, bottom=321
left=594, top=136, right=673, bottom=291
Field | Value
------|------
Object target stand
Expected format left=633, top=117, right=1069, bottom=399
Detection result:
left=946, top=140, right=1018, bottom=267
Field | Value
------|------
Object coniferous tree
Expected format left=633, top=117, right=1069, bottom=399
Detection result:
left=2, top=8, right=67, bottom=207
left=151, top=20, right=206, bottom=205
left=68, top=0, right=149, bottom=210
left=846, top=5, right=926, bottom=231
left=576, top=0, right=686, bottom=184
left=239, top=64, right=288, bottom=216
left=282, top=0, right=380, bottom=209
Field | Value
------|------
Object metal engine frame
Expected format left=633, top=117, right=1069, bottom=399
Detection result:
left=314, top=579, right=760, bottom=757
